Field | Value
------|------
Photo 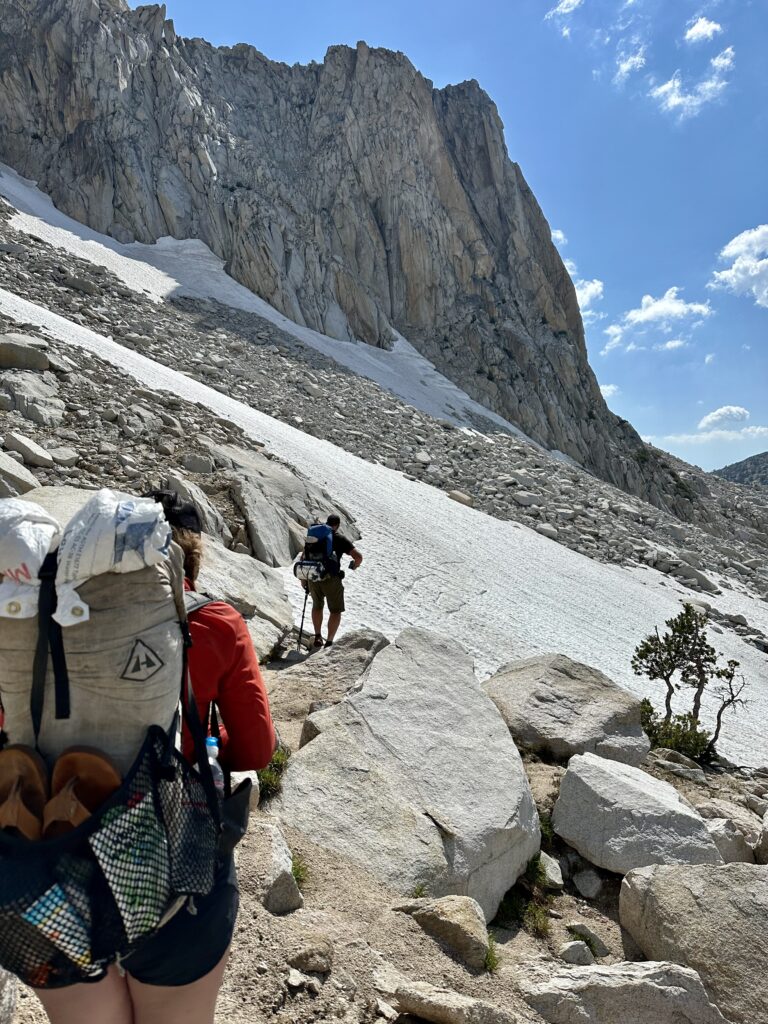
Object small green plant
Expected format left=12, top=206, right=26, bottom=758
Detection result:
left=409, top=882, right=428, bottom=898
left=524, top=854, right=547, bottom=888
left=496, top=888, right=527, bottom=926
left=494, top=856, right=553, bottom=939
left=538, top=812, right=555, bottom=848
left=291, top=852, right=308, bottom=889
left=566, top=926, right=597, bottom=957
left=523, top=902, right=551, bottom=939
left=639, top=700, right=711, bottom=760
left=484, top=934, right=500, bottom=973
left=633, top=604, right=747, bottom=761
left=257, top=744, right=291, bottom=801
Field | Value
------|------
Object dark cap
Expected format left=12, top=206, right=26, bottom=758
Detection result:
left=145, top=489, right=202, bottom=534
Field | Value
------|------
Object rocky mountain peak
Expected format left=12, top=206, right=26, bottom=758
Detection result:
left=0, top=0, right=697, bottom=515
left=713, top=451, right=768, bottom=490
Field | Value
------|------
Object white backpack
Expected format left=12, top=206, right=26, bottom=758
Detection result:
left=0, top=490, right=187, bottom=774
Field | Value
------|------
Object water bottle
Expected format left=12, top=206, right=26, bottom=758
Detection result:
left=205, top=737, right=225, bottom=796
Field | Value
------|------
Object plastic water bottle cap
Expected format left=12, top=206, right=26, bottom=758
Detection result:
left=205, top=737, right=219, bottom=750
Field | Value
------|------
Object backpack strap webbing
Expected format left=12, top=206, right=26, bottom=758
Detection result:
left=31, top=552, right=71, bottom=747
left=183, top=591, right=215, bottom=616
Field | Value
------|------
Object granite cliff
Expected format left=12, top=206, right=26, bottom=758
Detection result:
left=0, top=0, right=691, bottom=512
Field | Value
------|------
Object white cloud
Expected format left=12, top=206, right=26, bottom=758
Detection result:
left=720, top=225, right=768, bottom=262
left=684, top=17, right=723, bottom=44
left=625, top=286, right=711, bottom=326
left=602, top=286, right=711, bottom=355
left=710, top=224, right=768, bottom=308
left=653, top=338, right=687, bottom=351
left=563, top=255, right=605, bottom=321
left=551, top=228, right=568, bottom=247
left=698, top=405, right=750, bottom=430
left=600, top=384, right=620, bottom=398
left=601, top=323, right=625, bottom=354
left=664, top=426, right=768, bottom=445
left=704, top=353, right=715, bottom=364
left=650, top=47, right=735, bottom=119
left=711, top=47, right=735, bottom=72
left=575, top=278, right=605, bottom=310
left=614, top=46, right=646, bottom=84
left=545, top=0, right=583, bottom=19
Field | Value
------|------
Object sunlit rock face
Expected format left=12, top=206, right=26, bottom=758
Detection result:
left=0, top=0, right=688, bottom=509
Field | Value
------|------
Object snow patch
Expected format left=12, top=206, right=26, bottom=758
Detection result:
left=0, top=162, right=533, bottom=438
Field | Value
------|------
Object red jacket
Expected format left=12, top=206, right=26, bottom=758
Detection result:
left=182, top=584, right=276, bottom=772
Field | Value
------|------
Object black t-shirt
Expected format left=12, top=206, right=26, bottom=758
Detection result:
left=333, top=533, right=354, bottom=560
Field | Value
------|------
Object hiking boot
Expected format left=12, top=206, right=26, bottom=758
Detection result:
left=324, top=639, right=334, bottom=648
left=312, top=634, right=324, bottom=649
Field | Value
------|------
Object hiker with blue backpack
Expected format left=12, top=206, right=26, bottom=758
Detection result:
left=293, top=514, right=362, bottom=649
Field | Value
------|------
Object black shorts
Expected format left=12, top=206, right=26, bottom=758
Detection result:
left=120, top=855, right=239, bottom=986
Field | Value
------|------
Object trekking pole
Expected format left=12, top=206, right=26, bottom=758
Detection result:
left=297, top=586, right=309, bottom=650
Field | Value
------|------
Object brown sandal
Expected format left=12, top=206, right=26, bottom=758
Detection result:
left=0, top=746, right=49, bottom=841
left=43, top=747, right=122, bottom=840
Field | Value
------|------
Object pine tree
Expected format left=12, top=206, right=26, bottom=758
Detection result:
left=632, top=603, right=747, bottom=760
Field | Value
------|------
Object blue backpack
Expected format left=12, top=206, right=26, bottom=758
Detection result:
left=292, top=523, right=339, bottom=582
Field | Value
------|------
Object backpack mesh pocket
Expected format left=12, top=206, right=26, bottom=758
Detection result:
left=0, top=726, right=218, bottom=988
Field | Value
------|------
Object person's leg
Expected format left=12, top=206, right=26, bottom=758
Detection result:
left=310, top=604, right=323, bottom=639
left=309, top=583, right=325, bottom=643
left=127, top=949, right=229, bottom=1024
left=326, top=611, right=342, bottom=643
left=121, top=855, right=238, bottom=1023
left=324, top=579, right=345, bottom=644
left=33, top=966, right=133, bottom=1024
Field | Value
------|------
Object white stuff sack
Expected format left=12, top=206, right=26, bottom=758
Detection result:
left=0, top=499, right=62, bottom=619
left=54, top=489, right=172, bottom=626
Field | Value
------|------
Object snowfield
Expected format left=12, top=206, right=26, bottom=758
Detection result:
left=0, top=163, right=530, bottom=438
left=0, top=167, right=766, bottom=766
left=1, top=284, right=767, bottom=767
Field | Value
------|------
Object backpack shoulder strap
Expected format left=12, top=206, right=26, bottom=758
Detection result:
left=183, top=591, right=216, bottom=616
left=29, top=552, right=72, bottom=750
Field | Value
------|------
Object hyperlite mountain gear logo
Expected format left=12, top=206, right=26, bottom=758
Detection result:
left=121, top=640, right=165, bottom=682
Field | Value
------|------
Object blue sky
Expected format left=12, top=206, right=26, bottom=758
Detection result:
left=152, top=0, right=767, bottom=472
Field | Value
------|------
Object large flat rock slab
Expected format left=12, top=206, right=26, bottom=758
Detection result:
left=267, top=628, right=389, bottom=727
left=519, top=961, right=731, bottom=1024
left=620, top=863, right=768, bottom=1024
left=0, top=369, right=65, bottom=426
left=482, top=654, right=649, bottom=766
left=198, top=535, right=292, bottom=626
left=553, top=753, right=722, bottom=873
left=0, top=332, right=49, bottom=371
left=0, top=451, right=38, bottom=495
left=278, top=628, right=540, bottom=920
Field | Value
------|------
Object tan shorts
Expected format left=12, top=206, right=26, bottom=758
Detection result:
left=308, top=575, right=345, bottom=614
